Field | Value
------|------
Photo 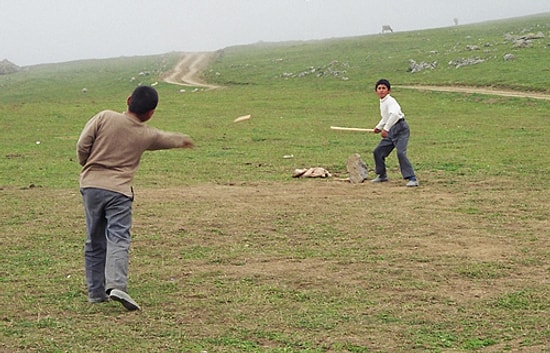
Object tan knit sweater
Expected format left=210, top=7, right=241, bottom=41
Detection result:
left=77, top=110, right=191, bottom=197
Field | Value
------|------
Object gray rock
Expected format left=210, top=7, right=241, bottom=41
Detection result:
left=503, top=53, right=515, bottom=61
left=346, top=153, right=369, bottom=183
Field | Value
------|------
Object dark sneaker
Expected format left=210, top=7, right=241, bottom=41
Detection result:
left=88, top=296, right=110, bottom=304
left=406, top=179, right=419, bottom=187
left=371, top=176, right=388, bottom=183
left=109, top=289, right=141, bottom=311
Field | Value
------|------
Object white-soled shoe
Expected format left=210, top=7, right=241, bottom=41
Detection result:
left=109, top=289, right=141, bottom=311
left=371, top=176, right=388, bottom=183
left=406, top=179, right=419, bottom=187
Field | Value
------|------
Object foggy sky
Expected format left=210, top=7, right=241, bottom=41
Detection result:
left=1, top=0, right=548, bottom=66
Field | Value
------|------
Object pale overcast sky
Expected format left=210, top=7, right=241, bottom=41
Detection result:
left=1, top=0, right=548, bottom=66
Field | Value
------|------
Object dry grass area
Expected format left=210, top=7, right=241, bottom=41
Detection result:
left=1, top=176, right=549, bottom=352
left=135, top=178, right=550, bottom=351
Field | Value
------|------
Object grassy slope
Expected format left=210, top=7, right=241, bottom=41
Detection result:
left=1, top=13, right=550, bottom=353
left=1, top=14, right=549, bottom=188
left=206, top=13, right=550, bottom=91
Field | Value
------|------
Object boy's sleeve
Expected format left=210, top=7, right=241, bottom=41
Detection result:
left=147, top=128, right=192, bottom=150
left=76, top=117, right=98, bottom=166
left=375, top=117, right=386, bottom=131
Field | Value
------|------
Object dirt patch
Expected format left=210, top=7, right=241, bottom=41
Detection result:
left=128, top=179, right=548, bottom=349
left=132, top=178, right=548, bottom=302
left=2, top=173, right=548, bottom=351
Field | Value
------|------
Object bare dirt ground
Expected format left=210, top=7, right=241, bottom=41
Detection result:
left=2, top=173, right=548, bottom=351
left=131, top=179, right=548, bottom=351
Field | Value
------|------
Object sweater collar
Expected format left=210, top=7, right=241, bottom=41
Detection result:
left=124, top=111, right=144, bottom=123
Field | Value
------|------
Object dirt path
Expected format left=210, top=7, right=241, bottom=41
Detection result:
left=162, top=52, right=220, bottom=90
left=163, top=52, right=550, bottom=100
left=397, top=85, right=550, bottom=100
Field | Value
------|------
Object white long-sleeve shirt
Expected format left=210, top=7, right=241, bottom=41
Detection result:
left=375, top=94, right=405, bottom=131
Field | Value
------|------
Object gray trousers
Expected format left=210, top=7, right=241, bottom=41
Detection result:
left=373, top=119, right=416, bottom=180
left=80, top=188, right=133, bottom=300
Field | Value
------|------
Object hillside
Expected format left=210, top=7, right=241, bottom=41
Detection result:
left=203, top=12, right=550, bottom=93
left=166, top=52, right=550, bottom=100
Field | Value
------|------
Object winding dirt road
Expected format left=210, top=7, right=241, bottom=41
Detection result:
left=164, top=52, right=550, bottom=100
left=397, top=85, right=550, bottom=101
left=162, top=52, right=220, bottom=90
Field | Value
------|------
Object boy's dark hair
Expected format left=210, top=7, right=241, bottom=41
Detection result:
left=375, top=79, right=391, bottom=91
left=129, top=86, right=159, bottom=115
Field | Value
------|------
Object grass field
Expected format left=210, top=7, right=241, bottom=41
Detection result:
left=1, top=13, right=550, bottom=353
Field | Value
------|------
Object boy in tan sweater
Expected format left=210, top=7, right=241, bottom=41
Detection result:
left=77, top=86, right=194, bottom=310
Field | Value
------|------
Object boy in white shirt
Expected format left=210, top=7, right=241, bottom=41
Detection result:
left=371, top=79, right=419, bottom=187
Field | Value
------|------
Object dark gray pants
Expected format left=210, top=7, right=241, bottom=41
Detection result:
left=80, top=188, right=133, bottom=300
left=373, top=119, right=416, bottom=180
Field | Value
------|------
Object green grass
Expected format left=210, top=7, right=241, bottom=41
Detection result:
left=1, top=13, right=550, bottom=353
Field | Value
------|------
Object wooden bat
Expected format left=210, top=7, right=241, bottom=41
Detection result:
left=234, top=114, right=251, bottom=123
left=330, top=126, right=375, bottom=132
